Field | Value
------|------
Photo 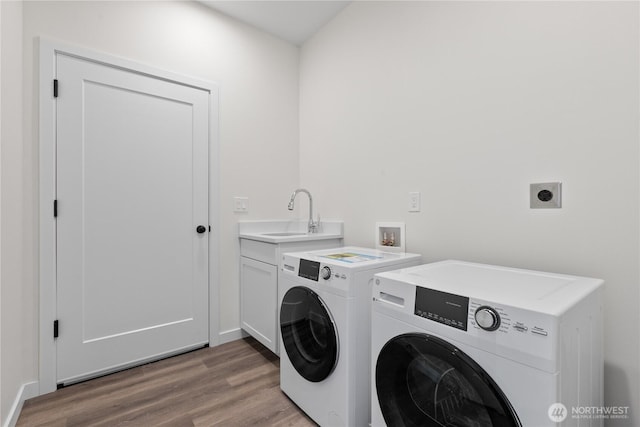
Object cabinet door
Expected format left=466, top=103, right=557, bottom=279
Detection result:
left=240, top=257, right=278, bottom=353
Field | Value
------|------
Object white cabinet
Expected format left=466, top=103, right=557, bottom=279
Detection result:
left=240, top=256, right=278, bottom=352
left=240, top=236, right=342, bottom=354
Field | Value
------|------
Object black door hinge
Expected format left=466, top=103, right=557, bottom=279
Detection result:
left=53, top=79, right=59, bottom=98
left=54, top=200, right=58, bottom=218
left=53, top=320, right=59, bottom=339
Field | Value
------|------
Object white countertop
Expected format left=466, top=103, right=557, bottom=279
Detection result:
left=238, top=220, right=344, bottom=244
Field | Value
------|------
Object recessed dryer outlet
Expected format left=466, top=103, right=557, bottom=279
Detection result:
left=530, top=182, right=561, bottom=209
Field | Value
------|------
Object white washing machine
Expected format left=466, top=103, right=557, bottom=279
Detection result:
left=371, top=260, right=604, bottom=427
left=279, top=246, right=422, bottom=427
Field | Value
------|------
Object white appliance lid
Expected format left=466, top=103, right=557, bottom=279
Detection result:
left=287, top=246, right=421, bottom=269
left=377, top=260, right=603, bottom=314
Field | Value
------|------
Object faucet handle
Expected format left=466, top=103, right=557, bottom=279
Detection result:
left=309, top=214, right=321, bottom=233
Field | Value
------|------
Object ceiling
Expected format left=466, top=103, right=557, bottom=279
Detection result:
left=199, top=1, right=351, bottom=45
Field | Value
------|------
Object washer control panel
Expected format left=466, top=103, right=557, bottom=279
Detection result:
left=289, top=258, right=350, bottom=283
left=411, top=285, right=555, bottom=342
left=467, top=299, right=553, bottom=340
left=474, top=306, right=501, bottom=331
left=318, top=264, right=348, bottom=282
left=298, top=258, right=320, bottom=281
left=320, top=266, right=332, bottom=280
left=414, top=287, right=469, bottom=331
left=468, top=300, right=513, bottom=334
left=297, top=260, right=348, bottom=281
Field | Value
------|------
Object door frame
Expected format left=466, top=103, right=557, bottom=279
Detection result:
left=38, top=37, right=220, bottom=395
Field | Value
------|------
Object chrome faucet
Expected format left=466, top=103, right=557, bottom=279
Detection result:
left=288, top=188, right=320, bottom=233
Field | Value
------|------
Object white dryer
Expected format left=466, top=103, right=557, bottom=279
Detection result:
left=279, top=247, right=421, bottom=427
left=371, top=260, right=604, bottom=427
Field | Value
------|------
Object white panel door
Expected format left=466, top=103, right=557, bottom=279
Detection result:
left=55, top=53, right=209, bottom=384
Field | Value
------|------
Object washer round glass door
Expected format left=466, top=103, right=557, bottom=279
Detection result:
left=376, top=333, right=521, bottom=427
left=280, top=286, right=338, bottom=382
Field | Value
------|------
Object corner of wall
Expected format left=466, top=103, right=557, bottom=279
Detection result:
left=2, top=382, right=38, bottom=427
left=1, top=0, right=29, bottom=425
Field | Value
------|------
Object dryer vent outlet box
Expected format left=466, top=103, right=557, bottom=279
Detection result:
left=530, top=182, right=561, bottom=209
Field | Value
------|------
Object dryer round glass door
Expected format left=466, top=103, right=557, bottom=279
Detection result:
left=375, top=333, right=521, bottom=427
left=280, top=286, right=339, bottom=382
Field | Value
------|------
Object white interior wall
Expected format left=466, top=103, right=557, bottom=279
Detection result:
left=300, top=2, right=639, bottom=425
left=1, top=0, right=4, bottom=421
left=1, top=0, right=24, bottom=423
left=1, top=0, right=3, bottom=418
left=14, top=0, right=299, bottom=408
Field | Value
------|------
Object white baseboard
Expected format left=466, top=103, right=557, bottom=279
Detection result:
left=217, top=328, right=248, bottom=345
left=3, top=381, right=39, bottom=427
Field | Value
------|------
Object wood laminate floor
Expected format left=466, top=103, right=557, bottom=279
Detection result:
left=17, top=337, right=317, bottom=427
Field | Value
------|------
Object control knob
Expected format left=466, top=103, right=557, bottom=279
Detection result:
left=320, top=266, right=332, bottom=280
left=474, top=306, right=500, bottom=331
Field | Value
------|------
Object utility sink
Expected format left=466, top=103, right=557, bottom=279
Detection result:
left=238, top=220, right=344, bottom=244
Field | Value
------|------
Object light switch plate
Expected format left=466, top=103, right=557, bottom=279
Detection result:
left=530, top=183, right=561, bottom=209
left=409, top=192, right=421, bottom=212
left=234, top=196, right=249, bottom=213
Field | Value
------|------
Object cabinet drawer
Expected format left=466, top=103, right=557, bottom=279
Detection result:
left=240, top=239, right=277, bottom=265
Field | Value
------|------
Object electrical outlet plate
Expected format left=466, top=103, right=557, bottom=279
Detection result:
left=530, top=182, right=561, bottom=209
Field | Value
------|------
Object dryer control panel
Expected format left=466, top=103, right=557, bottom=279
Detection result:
left=467, top=299, right=554, bottom=339
left=414, top=287, right=469, bottom=331
left=413, top=287, right=555, bottom=340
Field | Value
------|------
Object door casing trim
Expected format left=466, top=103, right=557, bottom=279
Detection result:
left=38, top=37, right=221, bottom=395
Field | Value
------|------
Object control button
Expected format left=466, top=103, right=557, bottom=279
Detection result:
left=513, top=323, right=528, bottom=333
left=474, top=306, right=500, bottom=331
left=532, top=327, right=548, bottom=336
left=340, top=274, right=347, bottom=279
left=320, top=266, right=332, bottom=280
